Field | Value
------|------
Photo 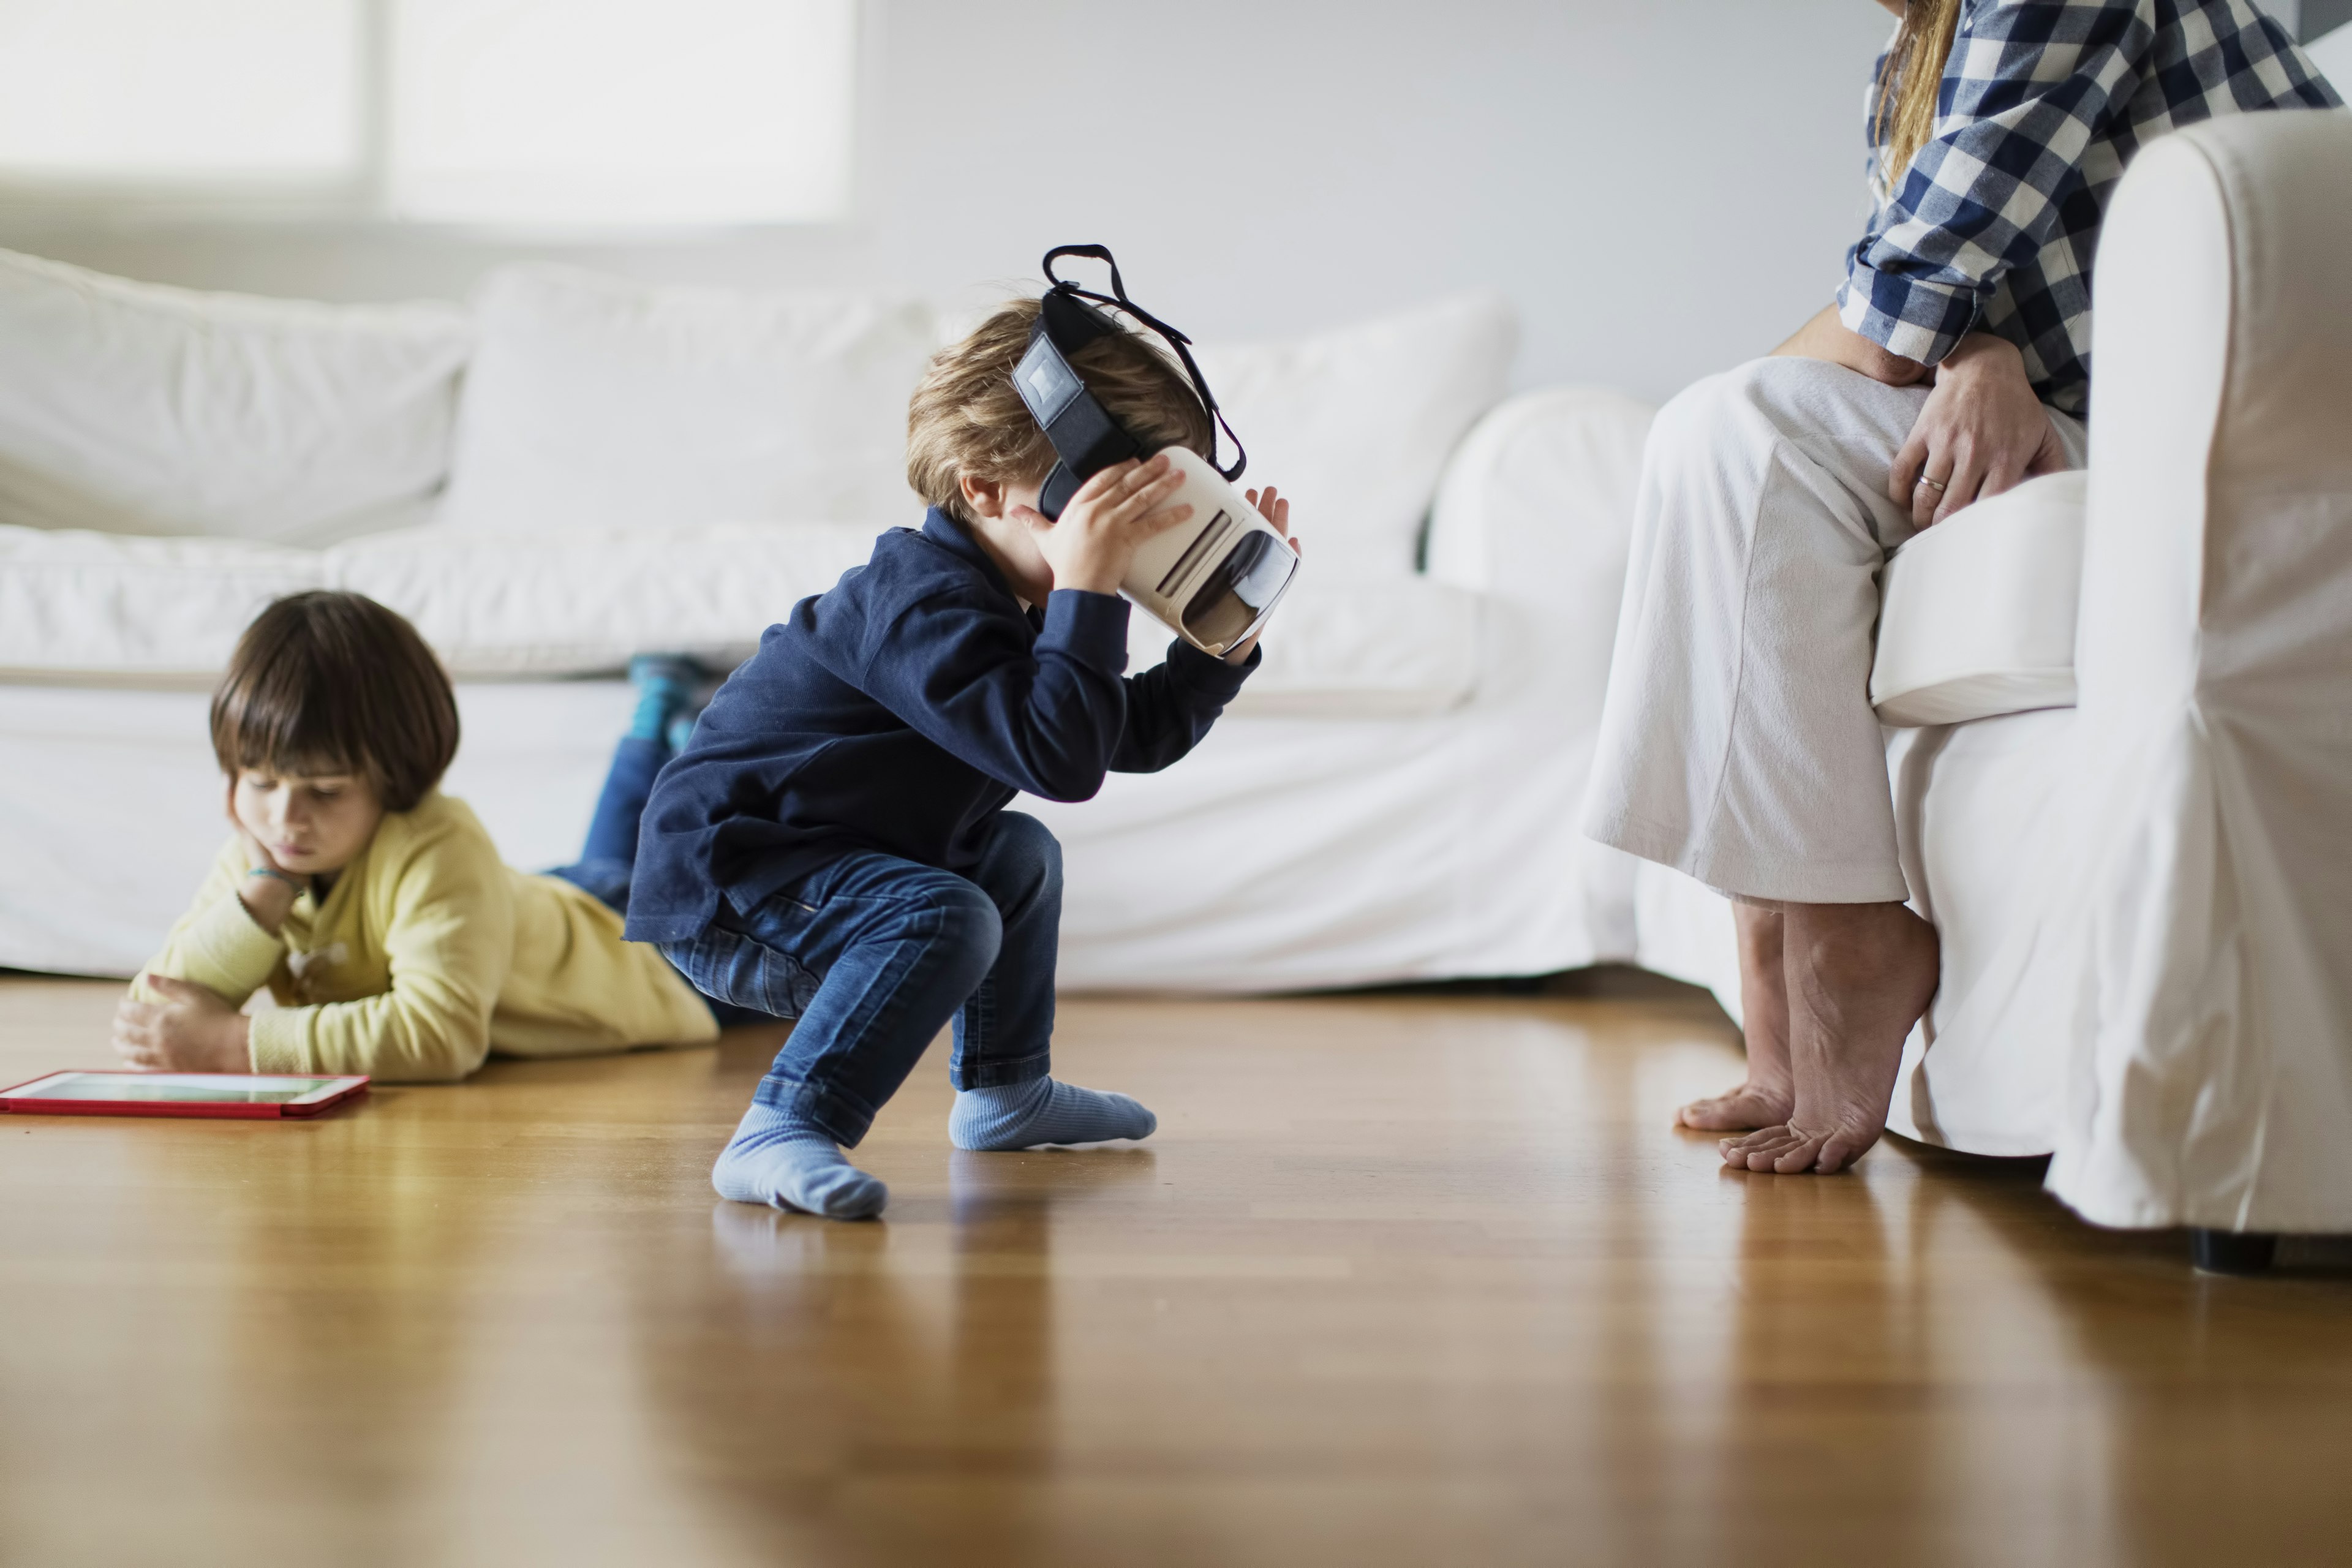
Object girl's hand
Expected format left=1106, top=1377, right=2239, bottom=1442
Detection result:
left=114, top=974, right=251, bottom=1072
left=1025, top=453, right=1195, bottom=596
left=1221, top=483, right=1300, bottom=666
left=226, top=779, right=298, bottom=934
left=1889, top=333, right=2068, bottom=527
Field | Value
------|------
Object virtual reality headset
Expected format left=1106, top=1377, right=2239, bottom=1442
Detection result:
left=1012, top=244, right=1299, bottom=658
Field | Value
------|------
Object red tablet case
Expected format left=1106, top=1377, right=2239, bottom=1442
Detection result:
left=0, top=1071, right=370, bottom=1120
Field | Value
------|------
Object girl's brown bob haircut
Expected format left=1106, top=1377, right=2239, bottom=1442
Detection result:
left=210, top=591, right=459, bottom=812
left=907, top=296, right=1216, bottom=524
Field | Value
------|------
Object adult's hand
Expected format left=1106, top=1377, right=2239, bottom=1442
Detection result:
left=1888, top=333, right=2067, bottom=527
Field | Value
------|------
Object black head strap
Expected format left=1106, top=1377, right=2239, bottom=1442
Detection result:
left=1011, top=243, right=1246, bottom=520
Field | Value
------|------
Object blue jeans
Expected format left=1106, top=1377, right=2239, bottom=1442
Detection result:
left=550, top=734, right=771, bottom=1027
left=658, top=811, right=1062, bottom=1147
left=548, top=733, right=667, bottom=910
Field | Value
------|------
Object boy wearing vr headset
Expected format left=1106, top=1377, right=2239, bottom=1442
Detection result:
left=625, top=257, right=1295, bottom=1219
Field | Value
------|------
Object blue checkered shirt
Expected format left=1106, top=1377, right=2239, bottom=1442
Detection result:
left=1839, top=0, right=2340, bottom=414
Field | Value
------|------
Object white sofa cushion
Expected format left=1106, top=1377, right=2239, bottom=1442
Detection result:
left=436, top=265, right=937, bottom=535
left=0, top=521, right=878, bottom=684
left=0, top=247, right=472, bottom=545
left=330, top=521, right=880, bottom=676
left=0, top=526, right=320, bottom=681
left=1194, top=294, right=1516, bottom=578
left=1871, top=470, right=2086, bottom=727
left=1, top=519, right=1485, bottom=717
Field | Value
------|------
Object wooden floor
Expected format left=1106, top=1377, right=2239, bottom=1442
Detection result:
left=4, top=978, right=2350, bottom=1567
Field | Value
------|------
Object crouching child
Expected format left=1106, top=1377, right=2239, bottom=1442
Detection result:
left=626, top=296, right=1296, bottom=1219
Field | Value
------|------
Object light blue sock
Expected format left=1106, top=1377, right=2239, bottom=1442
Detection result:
left=712, top=1100, right=887, bottom=1219
left=949, top=1077, right=1157, bottom=1152
left=627, top=654, right=698, bottom=742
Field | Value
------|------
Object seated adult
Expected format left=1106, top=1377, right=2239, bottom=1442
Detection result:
left=1583, top=0, right=2339, bottom=1173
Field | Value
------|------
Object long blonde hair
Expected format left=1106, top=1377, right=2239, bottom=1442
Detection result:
left=1874, top=0, right=1964, bottom=192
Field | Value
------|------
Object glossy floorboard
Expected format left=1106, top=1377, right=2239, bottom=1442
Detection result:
left=2, top=976, right=2348, bottom=1567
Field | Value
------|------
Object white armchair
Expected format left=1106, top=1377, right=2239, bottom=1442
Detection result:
left=2042, top=110, right=2352, bottom=1256
left=1632, top=109, right=2352, bottom=1266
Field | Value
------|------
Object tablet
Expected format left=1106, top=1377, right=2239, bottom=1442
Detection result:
left=0, top=1070, right=370, bottom=1119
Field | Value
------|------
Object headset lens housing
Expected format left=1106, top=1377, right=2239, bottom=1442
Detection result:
left=1181, top=528, right=1298, bottom=654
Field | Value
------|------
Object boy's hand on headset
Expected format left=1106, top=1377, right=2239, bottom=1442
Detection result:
left=1026, top=453, right=1194, bottom=597
left=1246, top=483, right=1295, bottom=549
left=1221, top=483, right=1298, bottom=665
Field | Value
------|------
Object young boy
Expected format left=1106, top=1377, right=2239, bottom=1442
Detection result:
left=626, top=299, right=1295, bottom=1220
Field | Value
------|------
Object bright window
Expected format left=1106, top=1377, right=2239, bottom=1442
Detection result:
left=0, top=0, right=856, bottom=227
left=0, top=0, right=363, bottom=187
left=388, top=0, right=854, bottom=227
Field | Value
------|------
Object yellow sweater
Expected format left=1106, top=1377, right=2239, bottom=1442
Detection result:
left=135, top=791, right=718, bottom=1082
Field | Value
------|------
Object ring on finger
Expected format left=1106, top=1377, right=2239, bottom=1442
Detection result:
left=1915, top=476, right=1947, bottom=493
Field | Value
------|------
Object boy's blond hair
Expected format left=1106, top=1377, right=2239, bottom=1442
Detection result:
left=907, top=297, right=1216, bottom=525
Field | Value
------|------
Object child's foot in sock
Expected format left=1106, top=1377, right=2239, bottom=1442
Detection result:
left=949, top=1077, right=1157, bottom=1152
left=626, top=654, right=701, bottom=742
left=712, top=1101, right=887, bottom=1219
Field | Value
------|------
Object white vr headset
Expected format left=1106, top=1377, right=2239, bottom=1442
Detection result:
left=1012, top=244, right=1299, bottom=658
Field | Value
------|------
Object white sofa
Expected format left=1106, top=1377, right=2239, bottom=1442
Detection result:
left=0, top=249, right=1657, bottom=992
left=1632, top=111, right=2352, bottom=1243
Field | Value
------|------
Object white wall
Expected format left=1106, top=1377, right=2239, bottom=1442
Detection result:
left=0, top=0, right=1898, bottom=405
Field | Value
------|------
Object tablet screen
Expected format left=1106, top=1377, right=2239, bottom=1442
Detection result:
left=8, top=1072, right=350, bottom=1105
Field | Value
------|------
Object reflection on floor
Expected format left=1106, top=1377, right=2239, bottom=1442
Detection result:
left=2, top=976, right=2348, bottom=1567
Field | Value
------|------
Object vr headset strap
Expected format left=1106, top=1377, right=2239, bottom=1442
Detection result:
left=1012, top=244, right=1248, bottom=521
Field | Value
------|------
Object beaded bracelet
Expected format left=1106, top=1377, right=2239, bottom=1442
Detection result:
left=246, top=865, right=306, bottom=895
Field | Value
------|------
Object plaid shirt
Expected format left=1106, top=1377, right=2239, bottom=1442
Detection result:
left=1838, top=0, right=2340, bottom=414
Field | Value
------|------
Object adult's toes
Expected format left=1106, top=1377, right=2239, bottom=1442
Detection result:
left=1724, top=1127, right=1802, bottom=1169
left=1746, top=1136, right=1808, bottom=1172
left=1771, top=1134, right=1831, bottom=1174
left=1684, top=1094, right=1779, bottom=1131
left=1811, top=1132, right=1879, bottom=1174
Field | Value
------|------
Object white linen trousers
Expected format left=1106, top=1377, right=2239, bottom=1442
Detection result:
left=1581, top=356, right=2087, bottom=904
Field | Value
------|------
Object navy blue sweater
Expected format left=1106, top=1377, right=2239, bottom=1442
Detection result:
left=624, top=509, right=1258, bottom=943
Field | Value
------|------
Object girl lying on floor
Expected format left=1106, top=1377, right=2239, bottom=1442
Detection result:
left=113, top=590, right=755, bottom=1080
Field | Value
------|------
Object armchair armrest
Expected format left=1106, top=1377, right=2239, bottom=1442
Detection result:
left=1871, top=470, right=2086, bottom=727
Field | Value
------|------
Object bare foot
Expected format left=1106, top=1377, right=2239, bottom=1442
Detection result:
left=1678, top=903, right=1793, bottom=1130
left=1720, top=900, right=1937, bottom=1174
left=1678, top=1081, right=1793, bottom=1131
